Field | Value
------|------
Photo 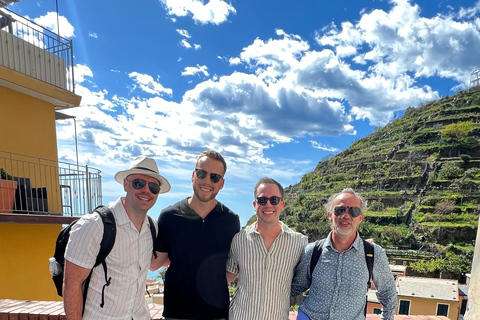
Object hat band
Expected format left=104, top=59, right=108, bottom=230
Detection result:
left=133, top=166, right=158, bottom=174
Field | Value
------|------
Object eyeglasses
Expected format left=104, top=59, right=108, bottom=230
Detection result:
left=333, top=206, right=362, bottom=217
left=195, top=168, right=223, bottom=184
left=127, top=178, right=161, bottom=194
left=256, top=196, right=283, bottom=206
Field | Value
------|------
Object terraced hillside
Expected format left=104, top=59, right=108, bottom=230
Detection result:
left=282, top=87, right=480, bottom=279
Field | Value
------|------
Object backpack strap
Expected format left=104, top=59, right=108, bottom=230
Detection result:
left=363, top=239, right=374, bottom=287
left=309, top=239, right=325, bottom=281
left=82, top=205, right=116, bottom=313
left=147, top=216, right=157, bottom=259
left=362, top=239, right=375, bottom=317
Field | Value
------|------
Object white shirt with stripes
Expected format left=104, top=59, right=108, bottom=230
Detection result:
left=227, top=221, right=307, bottom=320
left=65, top=197, right=156, bottom=320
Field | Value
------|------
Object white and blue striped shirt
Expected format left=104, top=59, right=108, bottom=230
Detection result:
left=227, top=222, right=307, bottom=320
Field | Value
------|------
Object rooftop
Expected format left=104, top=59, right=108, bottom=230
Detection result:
left=396, top=276, right=459, bottom=301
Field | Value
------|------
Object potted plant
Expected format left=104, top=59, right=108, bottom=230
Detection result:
left=0, top=168, right=17, bottom=213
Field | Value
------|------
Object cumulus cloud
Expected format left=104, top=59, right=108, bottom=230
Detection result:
left=182, top=65, right=209, bottom=77
left=58, top=0, right=480, bottom=171
left=159, top=0, right=236, bottom=25
left=128, top=72, right=173, bottom=96
left=33, top=12, right=75, bottom=38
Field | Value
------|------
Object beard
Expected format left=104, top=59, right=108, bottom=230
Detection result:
left=193, top=184, right=219, bottom=203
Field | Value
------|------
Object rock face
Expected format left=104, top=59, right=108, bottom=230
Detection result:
left=280, top=87, right=480, bottom=277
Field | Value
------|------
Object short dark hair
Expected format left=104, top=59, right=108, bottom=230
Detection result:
left=325, top=188, right=367, bottom=213
left=254, top=177, right=284, bottom=198
left=196, top=151, right=227, bottom=175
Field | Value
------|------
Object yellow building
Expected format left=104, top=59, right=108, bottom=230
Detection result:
left=0, top=7, right=100, bottom=301
left=396, top=276, right=459, bottom=319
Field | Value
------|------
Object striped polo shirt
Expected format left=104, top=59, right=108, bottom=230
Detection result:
left=227, top=221, right=307, bottom=320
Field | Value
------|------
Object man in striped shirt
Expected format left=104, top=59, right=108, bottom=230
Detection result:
left=64, top=156, right=171, bottom=320
left=226, top=177, right=308, bottom=320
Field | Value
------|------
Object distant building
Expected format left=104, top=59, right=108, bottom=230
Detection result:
left=396, top=276, right=459, bottom=319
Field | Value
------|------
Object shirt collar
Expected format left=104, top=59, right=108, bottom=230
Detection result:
left=245, top=221, right=290, bottom=235
left=111, top=197, right=150, bottom=228
left=325, top=231, right=362, bottom=251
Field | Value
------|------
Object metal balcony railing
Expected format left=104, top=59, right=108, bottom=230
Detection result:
left=0, top=151, right=102, bottom=217
left=0, top=7, right=74, bottom=92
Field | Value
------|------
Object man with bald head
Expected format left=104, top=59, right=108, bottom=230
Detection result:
left=291, top=188, right=397, bottom=320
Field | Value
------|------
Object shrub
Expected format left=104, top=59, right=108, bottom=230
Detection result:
left=460, top=154, right=471, bottom=164
left=437, top=162, right=464, bottom=180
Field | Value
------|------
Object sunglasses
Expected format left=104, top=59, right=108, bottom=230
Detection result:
left=195, top=168, right=223, bottom=184
left=127, top=178, right=161, bottom=194
left=256, top=196, right=283, bottom=206
left=333, top=206, right=362, bottom=217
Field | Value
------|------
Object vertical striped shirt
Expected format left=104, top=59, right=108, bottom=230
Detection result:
left=65, top=198, right=156, bottom=320
left=227, top=222, right=307, bottom=320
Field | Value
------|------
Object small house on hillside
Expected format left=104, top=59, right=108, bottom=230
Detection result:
left=396, top=276, right=459, bottom=319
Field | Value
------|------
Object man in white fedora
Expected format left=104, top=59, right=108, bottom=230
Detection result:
left=64, top=155, right=170, bottom=320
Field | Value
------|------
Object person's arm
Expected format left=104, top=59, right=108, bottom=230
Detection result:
left=372, top=246, right=398, bottom=320
left=291, top=243, right=314, bottom=297
left=63, top=259, right=92, bottom=320
left=150, top=252, right=169, bottom=271
left=226, top=271, right=238, bottom=284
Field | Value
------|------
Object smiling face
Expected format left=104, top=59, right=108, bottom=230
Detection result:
left=123, top=173, right=160, bottom=214
left=254, top=183, right=285, bottom=228
left=191, top=156, right=225, bottom=203
left=328, top=192, right=364, bottom=238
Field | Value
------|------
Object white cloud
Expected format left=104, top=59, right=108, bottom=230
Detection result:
left=89, top=32, right=98, bottom=39
left=159, top=0, right=236, bottom=25
left=74, top=64, right=93, bottom=84
left=128, top=72, right=173, bottom=96
left=180, top=39, right=192, bottom=48
left=33, top=12, right=74, bottom=38
left=55, top=0, right=480, bottom=173
left=176, top=29, right=191, bottom=38
left=310, top=141, right=340, bottom=152
left=181, top=65, right=209, bottom=76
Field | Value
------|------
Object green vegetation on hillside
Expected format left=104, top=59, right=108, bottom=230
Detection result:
left=279, top=87, right=480, bottom=280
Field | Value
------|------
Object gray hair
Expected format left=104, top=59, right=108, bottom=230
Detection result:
left=325, top=188, right=367, bottom=213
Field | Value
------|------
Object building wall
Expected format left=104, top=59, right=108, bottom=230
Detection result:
left=0, top=223, right=62, bottom=301
left=398, top=296, right=459, bottom=320
left=1, top=85, right=63, bottom=213
left=1, top=85, right=57, bottom=159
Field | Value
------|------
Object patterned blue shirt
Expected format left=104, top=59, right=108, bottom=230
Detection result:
left=291, top=232, right=397, bottom=320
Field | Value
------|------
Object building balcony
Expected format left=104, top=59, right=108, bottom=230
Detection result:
left=0, top=150, right=102, bottom=224
left=0, top=7, right=75, bottom=93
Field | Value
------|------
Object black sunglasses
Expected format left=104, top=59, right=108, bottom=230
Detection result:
left=256, top=196, right=283, bottom=206
left=333, top=206, right=362, bottom=217
left=127, top=178, right=161, bottom=195
left=195, top=168, right=223, bottom=184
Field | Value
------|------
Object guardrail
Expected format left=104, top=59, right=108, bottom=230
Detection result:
left=0, top=7, right=74, bottom=92
left=0, top=151, right=101, bottom=216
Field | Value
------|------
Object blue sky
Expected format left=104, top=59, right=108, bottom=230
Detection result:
left=6, top=0, right=480, bottom=226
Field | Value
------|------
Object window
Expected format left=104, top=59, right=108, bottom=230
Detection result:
left=461, top=300, right=468, bottom=315
left=437, top=304, right=449, bottom=317
left=398, top=300, right=410, bottom=315
left=373, top=308, right=382, bottom=315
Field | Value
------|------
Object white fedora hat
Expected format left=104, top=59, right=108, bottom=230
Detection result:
left=115, top=155, right=171, bottom=194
